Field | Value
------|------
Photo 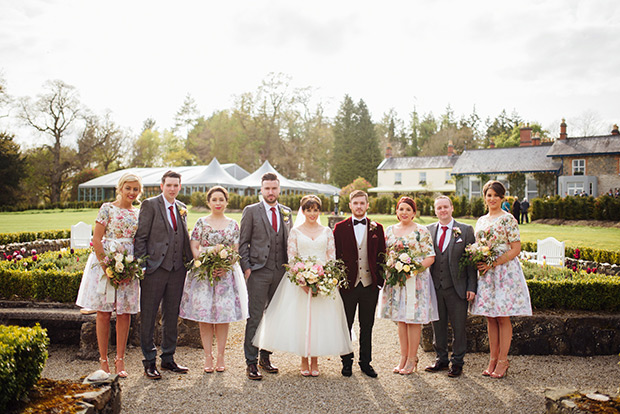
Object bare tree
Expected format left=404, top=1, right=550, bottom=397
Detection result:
left=19, top=80, right=83, bottom=203
left=572, top=110, right=606, bottom=137
left=79, top=112, right=128, bottom=171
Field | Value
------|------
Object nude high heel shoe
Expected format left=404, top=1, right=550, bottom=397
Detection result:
left=490, top=360, right=509, bottom=379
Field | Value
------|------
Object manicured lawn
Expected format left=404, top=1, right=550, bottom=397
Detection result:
left=1, top=208, right=619, bottom=251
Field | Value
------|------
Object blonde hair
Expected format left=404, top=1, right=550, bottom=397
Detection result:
left=116, top=173, right=143, bottom=202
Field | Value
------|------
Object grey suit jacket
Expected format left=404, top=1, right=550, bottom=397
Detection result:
left=427, top=220, right=477, bottom=299
left=134, top=194, right=192, bottom=274
left=239, top=202, right=292, bottom=272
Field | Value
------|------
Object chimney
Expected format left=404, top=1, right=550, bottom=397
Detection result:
left=447, top=140, right=454, bottom=156
left=385, top=145, right=393, bottom=159
left=532, top=132, right=541, bottom=146
left=519, top=123, right=533, bottom=147
left=612, top=124, right=619, bottom=135
left=560, top=118, right=567, bottom=140
left=489, top=139, right=495, bottom=149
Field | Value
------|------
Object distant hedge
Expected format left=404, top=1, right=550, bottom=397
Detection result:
left=0, top=230, right=71, bottom=246
left=531, top=195, right=620, bottom=221
left=0, top=200, right=103, bottom=212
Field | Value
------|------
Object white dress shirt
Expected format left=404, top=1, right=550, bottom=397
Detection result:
left=353, top=215, right=368, bottom=246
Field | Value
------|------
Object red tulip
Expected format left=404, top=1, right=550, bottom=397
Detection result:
left=32, top=255, right=38, bottom=261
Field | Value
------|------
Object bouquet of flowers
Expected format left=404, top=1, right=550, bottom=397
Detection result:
left=189, top=244, right=241, bottom=285
left=382, top=240, right=425, bottom=287
left=459, top=229, right=500, bottom=271
left=286, top=256, right=348, bottom=297
left=102, top=249, right=145, bottom=288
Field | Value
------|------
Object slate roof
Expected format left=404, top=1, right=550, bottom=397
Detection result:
left=546, top=135, right=620, bottom=157
left=451, top=145, right=561, bottom=175
left=377, top=155, right=458, bottom=170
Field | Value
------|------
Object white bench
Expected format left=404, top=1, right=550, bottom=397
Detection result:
left=533, top=237, right=565, bottom=267
left=70, top=222, right=92, bottom=250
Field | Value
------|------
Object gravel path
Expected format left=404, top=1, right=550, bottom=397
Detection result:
left=42, top=319, right=620, bottom=414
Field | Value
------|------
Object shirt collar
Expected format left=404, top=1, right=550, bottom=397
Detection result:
left=263, top=200, right=278, bottom=212
left=164, top=197, right=176, bottom=210
left=437, top=219, right=454, bottom=230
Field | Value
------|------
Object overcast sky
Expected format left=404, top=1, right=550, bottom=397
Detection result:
left=1, top=0, right=618, bottom=146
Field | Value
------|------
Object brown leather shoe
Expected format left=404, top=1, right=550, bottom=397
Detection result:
left=425, top=361, right=449, bottom=372
left=144, top=363, right=162, bottom=380
left=247, top=363, right=262, bottom=380
left=448, top=365, right=463, bottom=377
left=259, top=357, right=279, bottom=374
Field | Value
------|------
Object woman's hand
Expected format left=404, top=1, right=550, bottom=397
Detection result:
left=301, top=286, right=310, bottom=295
left=213, top=268, right=226, bottom=279
left=477, top=261, right=493, bottom=274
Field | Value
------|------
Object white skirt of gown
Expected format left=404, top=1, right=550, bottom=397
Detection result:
left=253, top=276, right=353, bottom=357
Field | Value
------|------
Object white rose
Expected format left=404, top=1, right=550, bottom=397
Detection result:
left=398, top=253, right=410, bottom=262
left=126, top=255, right=134, bottom=263
left=114, top=253, right=123, bottom=263
left=395, top=262, right=404, bottom=272
left=219, top=249, right=228, bottom=259
left=115, top=261, right=124, bottom=273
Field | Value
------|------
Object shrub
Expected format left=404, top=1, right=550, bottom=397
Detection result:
left=521, top=242, right=620, bottom=266
left=0, top=324, right=49, bottom=412
left=527, top=195, right=620, bottom=221
left=470, top=197, right=485, bottom=217
left=0, top=230, right=71, bottom=245
left=190, top=191, right=207, bottom=208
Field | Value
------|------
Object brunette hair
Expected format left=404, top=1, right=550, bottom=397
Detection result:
left=206, top=186, right=229, bottom=203
left=161, top=170, right=182, bottom=184
left=396, top=196, right=416, bottom=220
left=261, top=172, right=279, bottom=183
left=116, top=173, right=143, bottom=201
left=349, top=190, right=369, bottom=202
left=300, top=194, right=322, bottom=211
left=483, top=180, right=506, bottom=199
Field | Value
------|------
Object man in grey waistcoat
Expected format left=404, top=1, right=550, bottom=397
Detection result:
left=134, top=170, right=193, bottom=379
left=425, top=196, right=477, bottom=377
left=239, top=172, right=292, bottom=380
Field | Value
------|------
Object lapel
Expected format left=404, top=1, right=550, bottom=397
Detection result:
left=278, top=205, right=290, bottom=239
left=157, top=194, right=173, bottom=236
left=344, top=217, right=358, bottom=258
left=257, top=202, right=273, bottom=235
left=174, top=200, right=189, bottom=238
left=446, top=224, right=456, bottom=266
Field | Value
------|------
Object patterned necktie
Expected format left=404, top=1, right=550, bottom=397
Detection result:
left=169, top=206, right=178, bottom=232
left=270, top=207, right=278, bottom=232
left=438, top=226, right=448, bottom=252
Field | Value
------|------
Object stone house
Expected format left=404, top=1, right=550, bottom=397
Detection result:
left=546, top=121, right=620, bottom=196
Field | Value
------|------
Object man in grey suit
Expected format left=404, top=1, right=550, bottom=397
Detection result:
left=134, top=171, right=193, bottom=379
left=239, top=172, right=292, bottom=380
left=425, top=196, right=477, bottom=377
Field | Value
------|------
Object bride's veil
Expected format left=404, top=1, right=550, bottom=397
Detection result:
left=293, top=206, right=305, bottom=228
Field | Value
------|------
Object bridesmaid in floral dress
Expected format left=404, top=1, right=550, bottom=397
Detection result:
left=470, top=181, right=532, bottom=379
left=180, top=186, right=247, bottom=373
left=76, top=173, right=143, bottom=377
left=378, top=197, right=438, bottom=374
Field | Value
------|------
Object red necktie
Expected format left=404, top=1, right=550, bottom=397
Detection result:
left=438, top=226, right=448, bottom=252
left=169, top=206, right=178, bottom=231
left=270, top=207, right=278, bottom=232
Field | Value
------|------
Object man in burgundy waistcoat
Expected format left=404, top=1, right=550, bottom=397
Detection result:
left=333, top=190, right=386, bottom=378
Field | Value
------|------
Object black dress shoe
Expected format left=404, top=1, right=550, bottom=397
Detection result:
left=359, top=363, right=378, bottom=378
left=259, top=357, right=279, bottom=374
left=247, top=363, right=263, bottom=380
left=161, top=360, right=189, bottom=373
left=425, top=361, right=450, bottom=372
left=144, top=363, right=162, bottom=380
left=341, top=363, right=353, bottom=377
left=448, top=365, right=463, bottom=377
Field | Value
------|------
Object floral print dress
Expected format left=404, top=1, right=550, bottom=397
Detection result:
left=378, top=225, right=439, bottom=324
left=469, top=213, right=532, bottom=317
left=76, top=202, right=140, bottom=314
left=179, top=218, right=244, bottom=323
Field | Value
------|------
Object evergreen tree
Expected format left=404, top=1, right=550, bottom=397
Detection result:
left=0, top=132, right=24, bottom=206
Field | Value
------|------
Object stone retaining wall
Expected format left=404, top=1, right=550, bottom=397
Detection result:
left=0, top=239, right=70, bottom=256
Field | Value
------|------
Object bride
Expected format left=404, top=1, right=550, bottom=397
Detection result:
left=253, top=195, right=353, bottom=377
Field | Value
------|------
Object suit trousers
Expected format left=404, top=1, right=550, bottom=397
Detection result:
left=431, top=286, right=469, bottom=367
left=340, top=284, right=379, bottom=366
left=140, top=266, right=186, bottom=366
left=244, top=266, right=285, bottom=365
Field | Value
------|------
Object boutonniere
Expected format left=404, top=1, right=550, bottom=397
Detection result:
left=280, top=207, right=291, bottom=223
left=178, top=207, right=188, bottom=219
left=369, top=221, right=378, bottom=231
left=453, top=227, right=462, bottom=238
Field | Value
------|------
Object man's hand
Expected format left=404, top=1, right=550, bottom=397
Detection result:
left=466, top=291, right=476, bottom=302
left=244, top=269, right=251, bottom=280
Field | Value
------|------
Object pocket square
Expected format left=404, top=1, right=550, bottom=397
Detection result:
left=456, top=238, right=463, bottom=243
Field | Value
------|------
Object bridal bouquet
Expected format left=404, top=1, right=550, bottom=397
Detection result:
left=459, top=229, right=501, bottom=272
left=286, top=256, right=348, bottom=297
left=383, top=241, right=425, bottom=287
left=102, top=249, right=145, bottom=288
left=189, top=244, right=241, bottom=285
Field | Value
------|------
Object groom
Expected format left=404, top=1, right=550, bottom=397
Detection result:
left=239, top=172, right=292, bottom=380
left=134, top=170, right=193, bottom=379
left=334, top=190, right=386, bottom=378
left=425, top=196, right=477, bottom=377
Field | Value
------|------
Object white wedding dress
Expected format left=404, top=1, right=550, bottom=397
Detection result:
left=253, top=226, right=353, bottom=357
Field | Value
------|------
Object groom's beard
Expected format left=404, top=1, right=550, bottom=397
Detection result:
left=264, top=195, right=278, bottom=204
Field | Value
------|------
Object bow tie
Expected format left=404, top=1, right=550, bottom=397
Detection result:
left=353, top=219, right=367, bottom=226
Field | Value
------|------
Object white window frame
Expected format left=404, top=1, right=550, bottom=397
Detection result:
left=394, top=172, right=402, bottom=185
left=572, top=159, right=585, bottom=175
left=419, top=172, right=427, bottom=185
left=567, top=182, right=584, bottom=196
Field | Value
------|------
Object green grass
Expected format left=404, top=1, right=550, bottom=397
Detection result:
left=1, top=208, right=619, bottom=251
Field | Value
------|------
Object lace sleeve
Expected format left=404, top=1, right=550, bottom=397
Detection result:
left=326, top=227, right=336, bottom=261
left=287, top=227, right=299, bottom=263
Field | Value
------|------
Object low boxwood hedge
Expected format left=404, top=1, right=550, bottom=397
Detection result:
left=521, top=241, right=620, bottom=266
left=0, top=324, right=49, bottom=412
left=0, top=269, right=82, bottom=302
left=0, top=230, right=71, bottom=246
